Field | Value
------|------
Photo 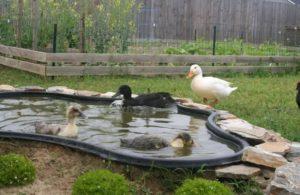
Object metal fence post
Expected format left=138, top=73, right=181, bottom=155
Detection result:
left=212, top=26, right=217, bottom=66
left=52, top=23, right=57, bottom=80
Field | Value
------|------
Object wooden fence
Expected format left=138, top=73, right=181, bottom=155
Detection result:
left=136, top=0, right=300, bottom=45
left=0, top=44, right=299, bottom=76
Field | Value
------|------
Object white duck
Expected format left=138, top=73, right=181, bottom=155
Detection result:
left=35, top=106, right=86, bottom=138
left=187, top=64, right=237, bottom=107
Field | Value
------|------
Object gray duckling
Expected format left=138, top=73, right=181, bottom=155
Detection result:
left=35, top=106, right=86, bottom=138
left=120, top=132, right=194, bottom=150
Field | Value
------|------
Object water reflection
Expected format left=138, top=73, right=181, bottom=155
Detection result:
left=0, top=97, right=238, bottom=159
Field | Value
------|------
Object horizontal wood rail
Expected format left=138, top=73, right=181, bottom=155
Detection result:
left=0, top=44, right=299, bottom=76
left=46, top=53, right=300, bottom=64
left=45, top=65, right=297, bottom=76
left=0, top=44, right=46, bottom=62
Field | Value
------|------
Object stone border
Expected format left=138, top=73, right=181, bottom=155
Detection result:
left=0, top=84, right=248, bottom=168
left=0, top=85, right=299, bottom=194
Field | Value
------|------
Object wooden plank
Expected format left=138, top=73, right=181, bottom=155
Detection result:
left=134, top=0, right=300, bottom=43
left=0, top=56, right=46, bottom=75
left=236, top=56, right=300, bottom=63
left=46, top=65, right=298, bottom=76
left=46, top=53, right=238, bottom=63
left=46, top=53, right=300, bottom=64
left=0, top=44, right=46, bottom=62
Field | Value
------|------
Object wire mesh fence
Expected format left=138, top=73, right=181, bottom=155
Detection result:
left=0, top=0, right=299, bottom=56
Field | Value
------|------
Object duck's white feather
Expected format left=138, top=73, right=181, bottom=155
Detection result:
left=190, top=65, right=237, bottom=101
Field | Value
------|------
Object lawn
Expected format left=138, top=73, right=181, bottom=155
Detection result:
left=164, top=39, right=299, bottom=56
left=128, top=39, right=300, bottom=56
left=0, top=66, right=299, bottom=141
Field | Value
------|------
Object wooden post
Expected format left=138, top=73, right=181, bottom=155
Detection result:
left=17, top=0, right=24, bottom=47
left=31, top=0, right=39, bottom=50
left=150, top=0, right=155, bottom=39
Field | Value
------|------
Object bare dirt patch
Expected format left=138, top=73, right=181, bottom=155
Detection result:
left=0, top=139, right=167, bottom=195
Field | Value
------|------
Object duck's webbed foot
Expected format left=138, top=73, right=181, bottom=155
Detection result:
left=203, top=98, right=208, bottom=104
left=209, top=99, right=219, bottom=108
left=203, top=98, right=213, bottom=108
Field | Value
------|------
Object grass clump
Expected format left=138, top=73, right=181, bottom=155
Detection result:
left=165, top=39, right=297, bottom=56
left=175, top=178, right=233, bottom=195
left=72, top=169, right=130, bottom=195
left=228, top=179, right=263, bottom=195
left=0, top=153, right=36, bottom=187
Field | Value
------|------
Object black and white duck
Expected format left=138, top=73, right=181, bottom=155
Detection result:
left=35, top=106, right=86, bottom=138
left=112, top=85, right=175, bottom=108
left=120, top=132, right=194, bottom=150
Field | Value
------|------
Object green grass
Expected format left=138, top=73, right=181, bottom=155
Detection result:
left=0, top=66, right=299, bottom=141
left=165, top=39, right=299, bottom=56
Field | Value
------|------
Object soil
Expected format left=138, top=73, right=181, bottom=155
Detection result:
left=0, top=138, right=168, bottom=195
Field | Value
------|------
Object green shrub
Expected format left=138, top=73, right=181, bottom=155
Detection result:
left=175, top=178, right=233, bottom=195
left=72, top=169, right=130, bottom=195
left=0, top=153, right=36, bottom=187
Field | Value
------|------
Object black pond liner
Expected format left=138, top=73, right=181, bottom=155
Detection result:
left=0, top=91, right=249, bottom=168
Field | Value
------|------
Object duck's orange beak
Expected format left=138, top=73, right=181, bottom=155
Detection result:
left=187, top=71, right=194, bottom=79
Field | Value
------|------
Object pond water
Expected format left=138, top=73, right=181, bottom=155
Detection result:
left=0, top=97, right=238, bottom=159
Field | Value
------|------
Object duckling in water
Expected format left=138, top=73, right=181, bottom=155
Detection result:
left=112, top=85, right=175, bottom=108
left=120, top=132, right=194, bottom=150
left=35, top=106, right=86, bottom=138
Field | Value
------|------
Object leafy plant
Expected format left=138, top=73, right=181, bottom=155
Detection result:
left=88, top=0, right=140, bottom=53
left=165, top=39, right=297, bottom=56
left=0, top=153, right=36, bottom=187
left=72, top=169, right=131, bottom=195
left=175, top=178, right=233, bottom=195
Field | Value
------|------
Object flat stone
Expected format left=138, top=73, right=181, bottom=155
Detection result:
left=75, top=90, right=101, bottom=97
left=132, top=94, right=138, bottom=98
left=286, top=142, right=300, bottom=162
left=266, top=162, right=300, bottom=195
left=242, top=147, right=288, bottom=169
left=46, top=86, right=76, bottom=95
left=262, top=168, right=275, bottom=179
left=16, top=86, right=45, bottom=92
left=216, top=110, right=237, bottom=120
left=182, top=102, right=212, bottom=110
left=100, top=92, right=115, bottom=98
left=254, top=176, right=271, bottom=189
left=286, top=156, right=300, bottom=163
left=215, top=164, right=261, bottom=179
left=0, top=85, right=15, bottom=92
left=289, top=142, right=300, bottom=156
left=174, top=97, right=193, bottom=104
left=255, top=142, right=291, bottom=155
left=217, top=119, right=286, bottom=143
left=100, top=92, right=138, bottom=98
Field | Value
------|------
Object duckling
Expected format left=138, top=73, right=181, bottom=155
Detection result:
left=120, top=132, right=194, bottom=150
left=297, top=81, right=300, bottom=109
left=35, top=106, right=86, bottom=138
left=112, top=85, right=175, bottom=108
